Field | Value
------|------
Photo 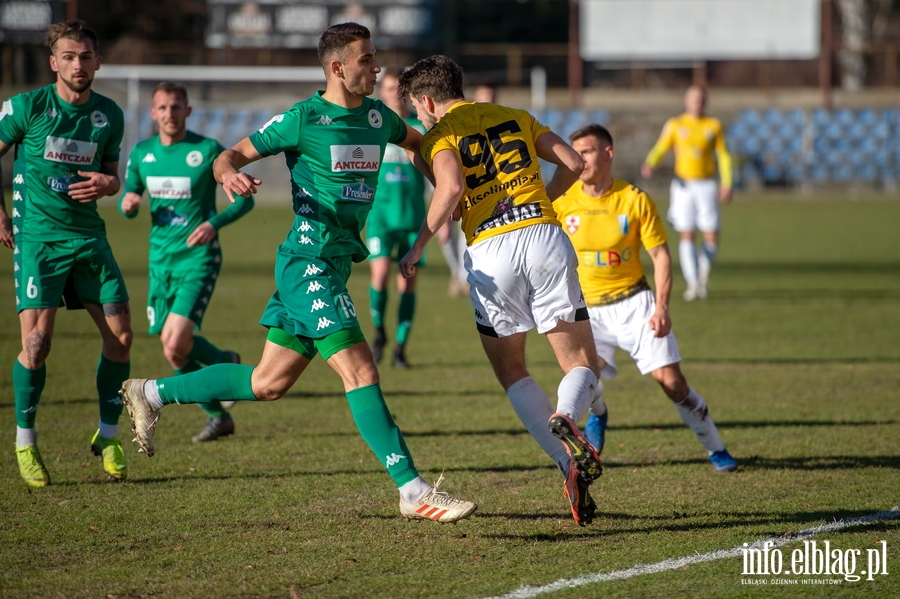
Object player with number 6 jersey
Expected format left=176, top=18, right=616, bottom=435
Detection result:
left=0, top=20, right=132, bottom=487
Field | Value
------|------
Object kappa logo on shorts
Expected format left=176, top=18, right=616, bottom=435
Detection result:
left=296, top=220, right=313, bottom=233
left=310, top=299, right=329, bottom=312
left=303, top=263, right=322, bottom=276
left=298, top=235, right=314, bottom=245
left=316, top=317, right=336, bottom=330
left=13, top=190, right=23, bottom=201
left=306, top=281, right=326, bottom=293
left=13, top=174, right=24, bottom=185
left=298, top=203, right=314, bottom=214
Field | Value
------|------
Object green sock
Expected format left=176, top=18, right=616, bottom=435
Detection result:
left=157, top=364, right=256, bottom=405
left=396, top=292, right=416, bottom=345
left=13, top=360, right=45, bottom=428
left=346, top=384, right=418, bottom=487
left=369, top=286, right=387, bottom=329
left=97, top=355, right=129, bottom=425
left=189, top=335, right=230, bottom=366
left=175, top=360, right=227, bottom=418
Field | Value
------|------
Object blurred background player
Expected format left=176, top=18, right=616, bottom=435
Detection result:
left=118, top=23, right=476, bottom=523
left=367, top=68, right=428, bottom=369
left=0, top=20, right=131, bottom=485
left=119, top=81, right=254, bottom=443
left=557, top=124, right=737, bottom=472
left=398, top=56, right=607, bottom=526
left=641, top=85, right=733, bottom=301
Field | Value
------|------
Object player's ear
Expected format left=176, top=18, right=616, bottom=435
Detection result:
left=49, top=53, right=59, bottom=73
left=330, top=59, right=344, bottom=79
left=185, top=105, right=193, bottom=118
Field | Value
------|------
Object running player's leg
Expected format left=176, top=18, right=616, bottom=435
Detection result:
left=698, top=230, right=720, bottom=298
left=392, top=230, right=421, bottom=368
left=650, top=363, right=736, bottom=471
left=14, top=308, right=56, bottom=487
left=367, top=231, right=391, bottom=363
left=669, top=180, right=701, bottom=300
left=325, top=338, right=476, bottom=521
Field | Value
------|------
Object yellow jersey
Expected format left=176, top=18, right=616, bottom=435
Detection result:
left=554, top=179, right=668, bottom=306
left=420, top=101, right=560, bottom=246
left=644, top=113, right=733, bottom=188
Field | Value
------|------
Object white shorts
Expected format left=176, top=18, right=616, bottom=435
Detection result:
left=588, top=289, right=681, bottom=378
left=668, top=178, right=719, bottom=233
left=466, top=223, right=587, bottom=337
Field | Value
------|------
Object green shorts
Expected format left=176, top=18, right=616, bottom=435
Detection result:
left=259, top=245, right=362, bottom=341
left=14, top=237, right=129, bottom=312
left=366, top=228, right=426, bottom=265
left=146, top=264, right=220, bottom=335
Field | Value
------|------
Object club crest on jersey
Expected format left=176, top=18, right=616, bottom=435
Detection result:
left=340, top=179, right=374, bottom=202
left=330, top=145, right=380, bottom=172
left=44, top=136, right=98, bottom=165
left=186, top=150, right=203, bottom=167
left=91, top=111, right=108, bottom=127
left=566, top=215, right=580, bottom=234
left=368, top=109, right=383, bottom=128
left=259, top=114, right=284, bottom=133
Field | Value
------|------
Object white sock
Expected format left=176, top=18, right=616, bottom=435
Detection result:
left=98, top=421, right=118, bottom=439
left=399, top=476, right=433, bottom=503
left=674, top=388, right=725, bottom=453
left=144, top=380, right=163, bottom=409
left=507, top=377, right=569, bottom=476
left=16, top=427, right=36, bottom=449
left=590, top=394, right=608, bottom=417
left=698, top=241, right=717, bottom=286
left=678, top=239, right=699, bottom=288
left=556, top=366, right=600, bottom=422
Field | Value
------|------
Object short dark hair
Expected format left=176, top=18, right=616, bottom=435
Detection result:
left=152, top=81, right=189, bottom=104
left=570, top=123, right=614, bottom=148
left=317, top=22, right=370, bottom=66
left=397, top=55, right=464, bottom=103
left=46, top=19, right=99, bottom=54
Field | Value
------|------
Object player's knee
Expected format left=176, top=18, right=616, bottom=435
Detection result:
left=657, top=372, right=688, bottom=401
left=253, top=382, right=288, bottom=402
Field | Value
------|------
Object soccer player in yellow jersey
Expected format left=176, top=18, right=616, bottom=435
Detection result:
left=557, top=124, right=737, bottom=472
left=396, top=55, right=609, bottom=526
left=641, top=85, right=733, bottom=301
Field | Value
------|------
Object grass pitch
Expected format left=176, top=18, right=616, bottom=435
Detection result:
left=0, top=195, right=898, bottom=598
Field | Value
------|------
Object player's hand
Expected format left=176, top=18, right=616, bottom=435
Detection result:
left=120, top=193, right=142, bottom=214
left=640, top=164, right=654, bottom=180
left=187, top=222, right=216, bottom=247
left=68, top=171, right=119, bottom=202
left=649, top=308, right=671, bottom=338
left=0, top=210, right=13, bottom=249
left=451, top=203, right=462, bottom=222
left=719, top=187, right=733, bottom=203
left=398, top=247, right=422, bottom=279
left=222, top=171, right=262, bottom=200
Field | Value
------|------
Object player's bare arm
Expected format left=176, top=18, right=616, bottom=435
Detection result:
left=535, top=132, right=584, bottom=201
left=646, top=243, right=674, bottom=338
left=719, top=186, right=733, bottom=203
left=399, top=149, right=463, bottom=279
left=119, top=191, right=142, bottom=215
left=214, top=137, right=263, bottom=200
left=397, top=125, right=436, bottom=187
left=67, top=161, right=120, bottom=203
left=0, top=140, right=12, bottom=248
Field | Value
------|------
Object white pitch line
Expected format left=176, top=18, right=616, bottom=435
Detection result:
left=483, top=507, right=900, bottom=599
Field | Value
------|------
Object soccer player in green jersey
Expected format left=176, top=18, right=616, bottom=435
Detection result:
left=0, top=20, right=132, bottom=486
left=119, top=23, right=476, bottom=523
left=119, top=82, right=254, bottom=443
left=367, top=68, right=429, bottom=369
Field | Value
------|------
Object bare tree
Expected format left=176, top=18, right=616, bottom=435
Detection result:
left=836, top=0, right=895, bottom=90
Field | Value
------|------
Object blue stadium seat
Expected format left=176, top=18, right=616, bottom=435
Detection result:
left=785, top=164, right=805, bottom=183
left=252, top=109, right=275, bottom=131
left=588, top=109, right=611, bottom=125
left=812, top=108, right=831, bottom=126
left=834, top=108, right=855, bottom=126
left=223, top=108, right=252, bottom=148
left=189, top=107, right=207, bottom=133
left=858, top=108, right=878, bottom=126
left=542, top=109, right=564, bottom=132
left=762, top=138, right=785, bottom=153
left=785, top=109, right=806, bottom=126
left=872, top=120, right=892, bottom=139
left=202, top=108, right=228, bottom=142
left=824, top=122, right=844, bottom=140
left=847, top=121, right=868, bottom=141
left=137, top=109, right=155, bottom=139
left=560, top=110, right=588, bottom=139
left=763, top=109, right=784, bottom=125
left=833, top=163, right=854, bottom=182
left=738, top=136, right=762, bottom=155
left=761, top=163, right=782, bottom=183
left=881, top=108, right=900, bottom=125
left=857, top=164, right=878, bottom=182
left=810, top=164, right=830, bottom=183
left=738, top=109, right=762, bottom=125
left=785, top=137, right=803, bottom=154
left=872, top=149, right=893, bottom=166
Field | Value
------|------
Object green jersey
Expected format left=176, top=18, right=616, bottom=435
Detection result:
left=368, top=117, right=427, bottom=233
left=0, top=84, right=124, bottom=242
left=249, top=91, right=407, bottom=262
left=120, top=131, right=253, bottom=271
